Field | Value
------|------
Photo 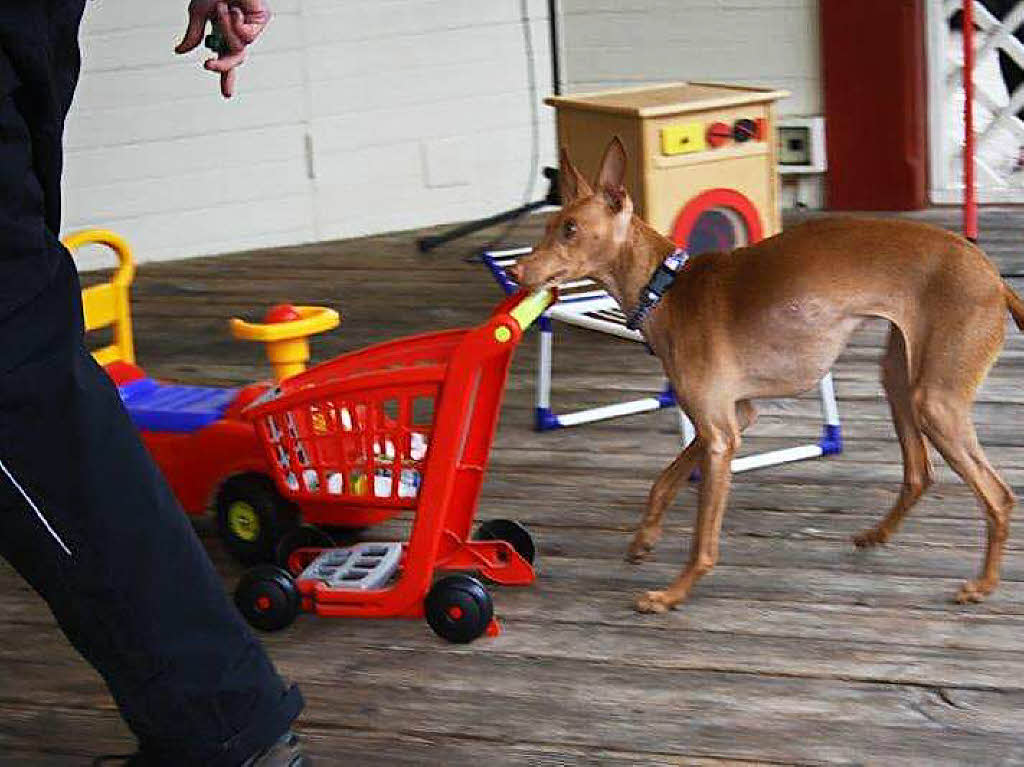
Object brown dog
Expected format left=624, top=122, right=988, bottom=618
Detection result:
left=510, top=137, right=1024, bottom=612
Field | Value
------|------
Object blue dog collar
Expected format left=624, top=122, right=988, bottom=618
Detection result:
left=625, top=248, right=689, bottom=330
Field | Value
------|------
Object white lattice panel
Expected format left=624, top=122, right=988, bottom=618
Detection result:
left=927, top=0, right=1024, bottom=203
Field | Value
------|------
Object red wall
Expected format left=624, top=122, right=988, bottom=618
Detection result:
left=821, top=0, right=928, bottom=210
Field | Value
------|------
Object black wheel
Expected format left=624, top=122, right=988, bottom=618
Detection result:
left=276, top=524, right=335, bottom=570
left=424, top=575, right=494, bottom=644
left=320, top=524, right=367, bottom=548
left=235, top=565, right=300, bottom=632
left=216, top=474, right=298, bottom=564
left=475, top=519, right=536, bottom=565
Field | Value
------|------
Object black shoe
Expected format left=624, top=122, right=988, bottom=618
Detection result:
left=92, top=756, right=146, bottom=766
left=93, top=731, right=310, bottom=767
left=244, top=731, right=310, bottom=767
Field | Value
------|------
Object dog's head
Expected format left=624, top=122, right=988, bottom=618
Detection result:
left=510, top=137, right=634, bottom=290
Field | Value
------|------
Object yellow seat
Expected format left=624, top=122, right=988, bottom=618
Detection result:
left=63, top=228, right=136, bottom=367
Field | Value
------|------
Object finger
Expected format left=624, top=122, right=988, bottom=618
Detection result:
left=232, top=7, right=269, bottom=44
left=216, top=2, right=246, bottom=52
left=204, top=49, right=246, bottom=72
left=221, top=68, right=237, bottom=98
left=229, top=7, right=255, bottom=45
left=175, top=8, right=208, bottom=54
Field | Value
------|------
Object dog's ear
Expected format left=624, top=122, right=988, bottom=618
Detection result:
left=601, top=183, right=628, bottom=214
left=595, top=136, right=627, bottom=193
left=559, top=146, right=592, bottom=204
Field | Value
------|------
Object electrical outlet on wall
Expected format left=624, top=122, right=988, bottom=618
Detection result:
left=777, top=117, right=827, bottom=175
left=421, top=137, right=472, bottom=189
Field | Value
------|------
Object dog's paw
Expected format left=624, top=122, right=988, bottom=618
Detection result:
left=955, top=579, right=996, bottom=604
left=634, top=590, right=673, bottom=614
left=625, top=534, right=656, bottom=563
left=853, top=528, right=888, bottom=549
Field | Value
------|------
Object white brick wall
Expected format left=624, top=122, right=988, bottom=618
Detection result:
left=559, top=0, right=821, bottom=116
left=557, top=0, right=823, bottom=208
left=65, top=0, right=555, bottom=268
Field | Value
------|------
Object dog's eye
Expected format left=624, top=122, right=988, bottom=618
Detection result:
left=562, top=219, right=578, bottom=240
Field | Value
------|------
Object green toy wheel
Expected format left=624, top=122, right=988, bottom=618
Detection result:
left=216, top=474, right=298, bottom=564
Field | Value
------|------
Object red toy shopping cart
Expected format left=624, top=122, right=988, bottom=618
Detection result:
left=234, top=288, right=555, bottom=642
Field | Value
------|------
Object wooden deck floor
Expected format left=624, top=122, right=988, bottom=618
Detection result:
left=5, top=208, right=1024, bottom=765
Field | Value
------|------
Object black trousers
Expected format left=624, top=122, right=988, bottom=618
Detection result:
left=0, top=3, right=302, bottom=764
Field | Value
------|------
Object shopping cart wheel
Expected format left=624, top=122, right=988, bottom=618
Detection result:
left=216, top=474, right=298, bottom=564
left=321, top=524, right=367, bottom=547
left=425, top=575, right=494, bottom=644
left=276, top=524, right=335, bottom=571
left=475, top=519, right=536, bottom=564
left=235, top=565, right=300, bottom=632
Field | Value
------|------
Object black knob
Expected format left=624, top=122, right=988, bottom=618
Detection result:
left=733, top=118, right=758, bottom=143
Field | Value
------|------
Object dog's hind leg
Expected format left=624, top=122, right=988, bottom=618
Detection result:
left=911, top=298, right=1012, bottom=602
left=854, top=327, right=934, bottom=548
left=914, top=386, right=1014, bottom=602
left=626, top=400, right=755, bottom=564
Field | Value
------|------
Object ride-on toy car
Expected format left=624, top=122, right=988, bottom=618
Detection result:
left=68, top=229, right=402, bottom=563
left=233, top=287, right=554, bottom=642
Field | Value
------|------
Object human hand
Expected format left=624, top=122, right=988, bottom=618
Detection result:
left=175, top=0, right=272, bottom=98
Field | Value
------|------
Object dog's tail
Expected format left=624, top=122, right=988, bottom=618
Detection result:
left=1004, top=281, right=1024, bottom=332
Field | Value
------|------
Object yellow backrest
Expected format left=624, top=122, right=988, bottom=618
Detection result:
left=62, top=229, right=136, bottom=366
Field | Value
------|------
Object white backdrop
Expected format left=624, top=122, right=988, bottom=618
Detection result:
left=65, top=1, right=556, bottom=268
left=558, top=0, right=821, bottom=117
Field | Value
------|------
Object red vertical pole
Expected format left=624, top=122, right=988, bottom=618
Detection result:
left=963, top=0, right=979, bottom=241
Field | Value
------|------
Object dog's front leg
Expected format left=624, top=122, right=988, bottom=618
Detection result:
left=626, top=399, right=755, bottom=564
left=636, top=414, right=739, bottom=613
left=626, top=439, right=703, bottom=562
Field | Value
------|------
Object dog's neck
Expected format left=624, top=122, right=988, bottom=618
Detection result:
left=594, top=217, right=680, bottom=320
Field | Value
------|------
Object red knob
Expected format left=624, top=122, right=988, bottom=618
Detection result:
left=264, top=304, right=302, bottom=324
left=706, top=121, right=732, bottom=148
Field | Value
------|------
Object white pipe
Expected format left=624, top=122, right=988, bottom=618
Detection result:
left=680, top=410, right=696, bottom=446
left=537, top=327, right=553, bottom=409
left=557, top=398, right=663, bottom=426
left=549, top=297, right=619, bottom=315
left=557, top=289, right=618, bottom=303
left=731, top=444, right=823, bottom=473
left=489, top=247, right=534, bottom=258
left=819, top=372, right=840, bottom=426
left=549, top=310, right=644, bottom=341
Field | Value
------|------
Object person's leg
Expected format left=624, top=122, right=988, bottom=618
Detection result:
left=0, top=4, right=303, bottom=764
left=0, top=254, right=304, bottom=765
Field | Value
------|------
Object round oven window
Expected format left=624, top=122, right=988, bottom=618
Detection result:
left=685, top=207, right=750, bottom=255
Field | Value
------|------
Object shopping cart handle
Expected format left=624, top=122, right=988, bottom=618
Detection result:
left=507, top=288, right=555, bottom=331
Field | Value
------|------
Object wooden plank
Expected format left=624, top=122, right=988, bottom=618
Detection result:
left=5, top=644, right=1024, bottom=766
left=8, top=206, right=1024, bottom=763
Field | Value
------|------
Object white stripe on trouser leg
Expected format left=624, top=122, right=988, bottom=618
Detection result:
left=0, top=456, right=72, bottom=557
